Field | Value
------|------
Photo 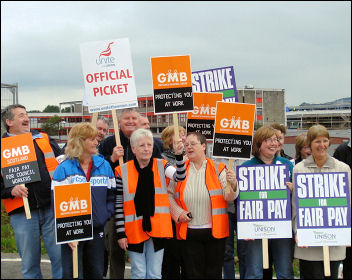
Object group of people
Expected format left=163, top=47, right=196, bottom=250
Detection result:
left=1, top=104, right=351, bottom=279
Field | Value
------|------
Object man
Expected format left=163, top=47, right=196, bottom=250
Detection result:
left=137, top=115, right=164, bottom=157
left=96, top=116, right=109, bottom=147
left=1, top=104, right=62, bottom=279
left=99, top=108, right=162, bottom=279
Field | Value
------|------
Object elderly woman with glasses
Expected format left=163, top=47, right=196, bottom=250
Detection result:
left=168, top=131, right=238, bottom=279
left=237, top=126, right=294, bottom=279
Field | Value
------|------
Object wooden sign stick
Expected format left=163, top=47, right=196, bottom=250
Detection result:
left=173, top=113, right=180, bottom=142
left=262, top=238, right=269, bottom=269
left=111, top=110, right=124, bottom=166
left=72, top=241, right=78, bottom=278
left=91, top=112, right=98, bottom=127
left=225, top=159, right=234, bottom=194
left=20, top=184, right=31, bottom=220
left=323, top=246, right=331, bottom=276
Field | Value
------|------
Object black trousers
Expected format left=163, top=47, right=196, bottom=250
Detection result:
left=299, top=259, right=340, bottom=279
left=182, top=228, right=226, bottom=279
left=343, top=246, right=351, bottom=279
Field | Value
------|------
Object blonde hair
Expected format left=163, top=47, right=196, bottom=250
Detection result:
left=161, top=125, right=186, bottom=150
left=252, top=126, right=279, bottom=157
left=295, top=133, right=307, bottom=158
left=65, top=123, right=98, bottom=161
left=306, top=125, right=330, bottom=148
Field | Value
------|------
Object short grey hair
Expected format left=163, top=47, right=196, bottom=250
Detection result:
left=97, top=116, right=109, bottom=125
left=1, top=104, right=26, bottom=132
left=130, top=128, right=153, bottom=148
left=118, top=108, right=140, bottom=120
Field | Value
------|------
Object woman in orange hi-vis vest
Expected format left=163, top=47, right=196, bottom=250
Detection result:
left=168, top=131, right=239, bottom=279
left=114, top=128, right=186, bottom=279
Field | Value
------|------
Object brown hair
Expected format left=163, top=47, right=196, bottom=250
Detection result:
left=252, top=126, right=279, bottom=157
left=270, top=122, right=287, bottom=135
left=161, top=125, right=186, bottom=150
left=306, top=125, right=330, bottom=148
left=186, top=131, right=207, bottom=154
left=65, top=123, right=98, bottom=161
left=295, top=133, right=307, bottom=158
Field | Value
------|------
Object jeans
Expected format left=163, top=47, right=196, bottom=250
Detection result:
left=128, top=238, right=164, bottom=279
left=61, top=227, right=105, bottom=279
left=223, top=212, right=236, bottom=279
left=10, top=206, right=62, bottom=279
left=237, top=239, right=246, bottom=279
left=243, top=238, right=293, bottom=279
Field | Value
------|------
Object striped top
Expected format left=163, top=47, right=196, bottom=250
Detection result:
left=115, top=156, right=186, bottom=239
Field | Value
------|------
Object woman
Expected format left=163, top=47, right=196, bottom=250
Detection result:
left=292, top=125, right=351, bottom=279
left=294, top=133, right=312, bottom=165
left=160, top=125, right=187, bottom=279
left=270, top=122, right=293, bottom=160
left=168, top=131, right=238, bottom=279
left=238, top=126, right=294, bottom=279
left=51, top=123, right=116, bottom=279
left=115, top=128, right=186, bottom=279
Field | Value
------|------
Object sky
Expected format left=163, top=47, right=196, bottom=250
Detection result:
left=1, top=1, right=351, bottom=111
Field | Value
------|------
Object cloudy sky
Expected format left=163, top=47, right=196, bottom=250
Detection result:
left=1, top=1, right=350, bottom=111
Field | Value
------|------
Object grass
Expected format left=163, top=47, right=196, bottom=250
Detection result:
left=1, top=201, right=47, bottom=254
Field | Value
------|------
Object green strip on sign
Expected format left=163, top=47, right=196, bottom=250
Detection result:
left=298, top=198, right=347, bottom=207
left=222, top=89, right=235, bottom=98
left=240, top=190, right=287, bottom=200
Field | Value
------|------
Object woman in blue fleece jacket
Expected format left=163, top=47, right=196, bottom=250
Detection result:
left=52, top=122, right=116, bottom=279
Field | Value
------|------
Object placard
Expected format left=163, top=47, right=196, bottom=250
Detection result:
left=212, top=102, right=256, bottom=159
left=54, top=182, right=93, bottom=244
left=192, top=66, right=238, bottom=102
left=151, top=55, right=193, bottom=114
left=80, top=38, right=138, bottom=113
left=186, top=92, right=223, bottom=139
left=1, top=133, right=41, bottom=187
left=294, top=172, right=351, bottom=246
left=237, top=164, right=292, bottom=239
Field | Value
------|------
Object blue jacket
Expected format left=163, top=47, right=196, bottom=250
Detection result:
left=51, top=154, right=116, bottom=229
left=241, top=154, right=293, bottom=181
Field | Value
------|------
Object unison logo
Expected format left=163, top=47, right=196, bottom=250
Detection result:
left=253, top=224, right=275, bottom=233
left=313, top=231, right=336, bottom=241
left=96, top=42, right=116, bottom=67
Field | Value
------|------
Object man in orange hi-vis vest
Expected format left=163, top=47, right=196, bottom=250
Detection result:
left=1, top=104, right=63, bottom=279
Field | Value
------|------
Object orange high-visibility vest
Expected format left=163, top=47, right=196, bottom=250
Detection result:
left=115, top=158, right=173, bottom=244
left=2, top=133, right=59, bottom=214
left=174, top=158, right=229, bottom=240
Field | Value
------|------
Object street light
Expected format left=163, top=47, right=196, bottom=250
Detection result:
left=59, top=121, right=66, bottom=142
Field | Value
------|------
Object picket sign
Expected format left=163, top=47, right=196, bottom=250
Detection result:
left=91, top=112, right=98, bottom=127
left=323, top=246, right=330, bottom=276
left=262, top=238, right=269, bottom=269
left=21, top=185, right=31, bottom=219
left=173, top=113, right=180, bottom=142
left=111, top=110, right=124, bottom=166
left=225, top=159, right=234, bottom=194
left=73, top=241, right=78, bottom=278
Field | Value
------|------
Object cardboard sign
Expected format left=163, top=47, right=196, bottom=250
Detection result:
left=191, top=66, right=238, bottom=102
left=80, top=38, right=138, bottom=113
left=212, top=102, right=256, bottom=159
left=294, top=172, right=351, bottom=246
left=1, top=133, right=41, bottom=187
left=186, top=92, right=223, bottom=139
left=151, top=55, right=193, bottom=114
left=237, top=164, right=292, bottom=239
left=54, top=182, right=93, bottom=244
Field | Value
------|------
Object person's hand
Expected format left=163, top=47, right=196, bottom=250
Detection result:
left=178, top=211, right=192, bottom=223
left=68, top=241, right=78, bottom=251
left=286, top=182, right=293, bottom=192
left=111, top=145, right=124, bottom=163
left=244, top=238, right=255, bottom=241
left=295, top=234, right=308, bottom=248
left=226, top=169, right=237, bottom=190
left=173, top=139, right=184, bottom=155
left=118, top=238, right=128, bottom=251
left=11, top=185, right=28, bottom=198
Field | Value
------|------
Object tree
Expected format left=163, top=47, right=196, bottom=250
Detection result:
left=43, top=105, right=60, bottom=113
left=61, top=105, right=74, bottom=113
left=41, top=115, right=61, bottom=136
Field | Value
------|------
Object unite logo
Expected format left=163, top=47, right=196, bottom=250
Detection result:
left=220, top=116, right=250, bottom=130
left=157, top=69, right=187, bottom=84
left=96, top=42, right=116, bottom=67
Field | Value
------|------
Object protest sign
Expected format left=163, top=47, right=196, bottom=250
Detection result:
left=186, top=92, right=223, bottom=139
left=151, top=55, right=193, bottom=114
left=236, top=164, right=292, bottom=239
left=80, top=38, right=138, bottom=113
left=192, top=66, right=238, bottom=102
left=212, top=102, right=256, bottom=159
left=53, top=182, right=93, bottom=244
left=294, top=172, right=351, bottom=246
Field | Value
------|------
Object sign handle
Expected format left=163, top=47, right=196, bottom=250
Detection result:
left=111, top=110, right=124, bottom=166
left=91, top=112, right=98, bottom=127
left=225, top=159, right=234, bottom=194
left=323, top=246, right=331, bottom=276
left=262, top=238, right=269, bottom=269
left=72, top=241, right=78, bottom=278
left=20, top=184, right=31, bottom=219
left=173, top=113, right=179, bottom=142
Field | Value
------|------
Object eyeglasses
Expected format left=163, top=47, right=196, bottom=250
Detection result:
left=184, top=142, right=201, bottom=148
left=264, top=138, right=279, bottom=144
